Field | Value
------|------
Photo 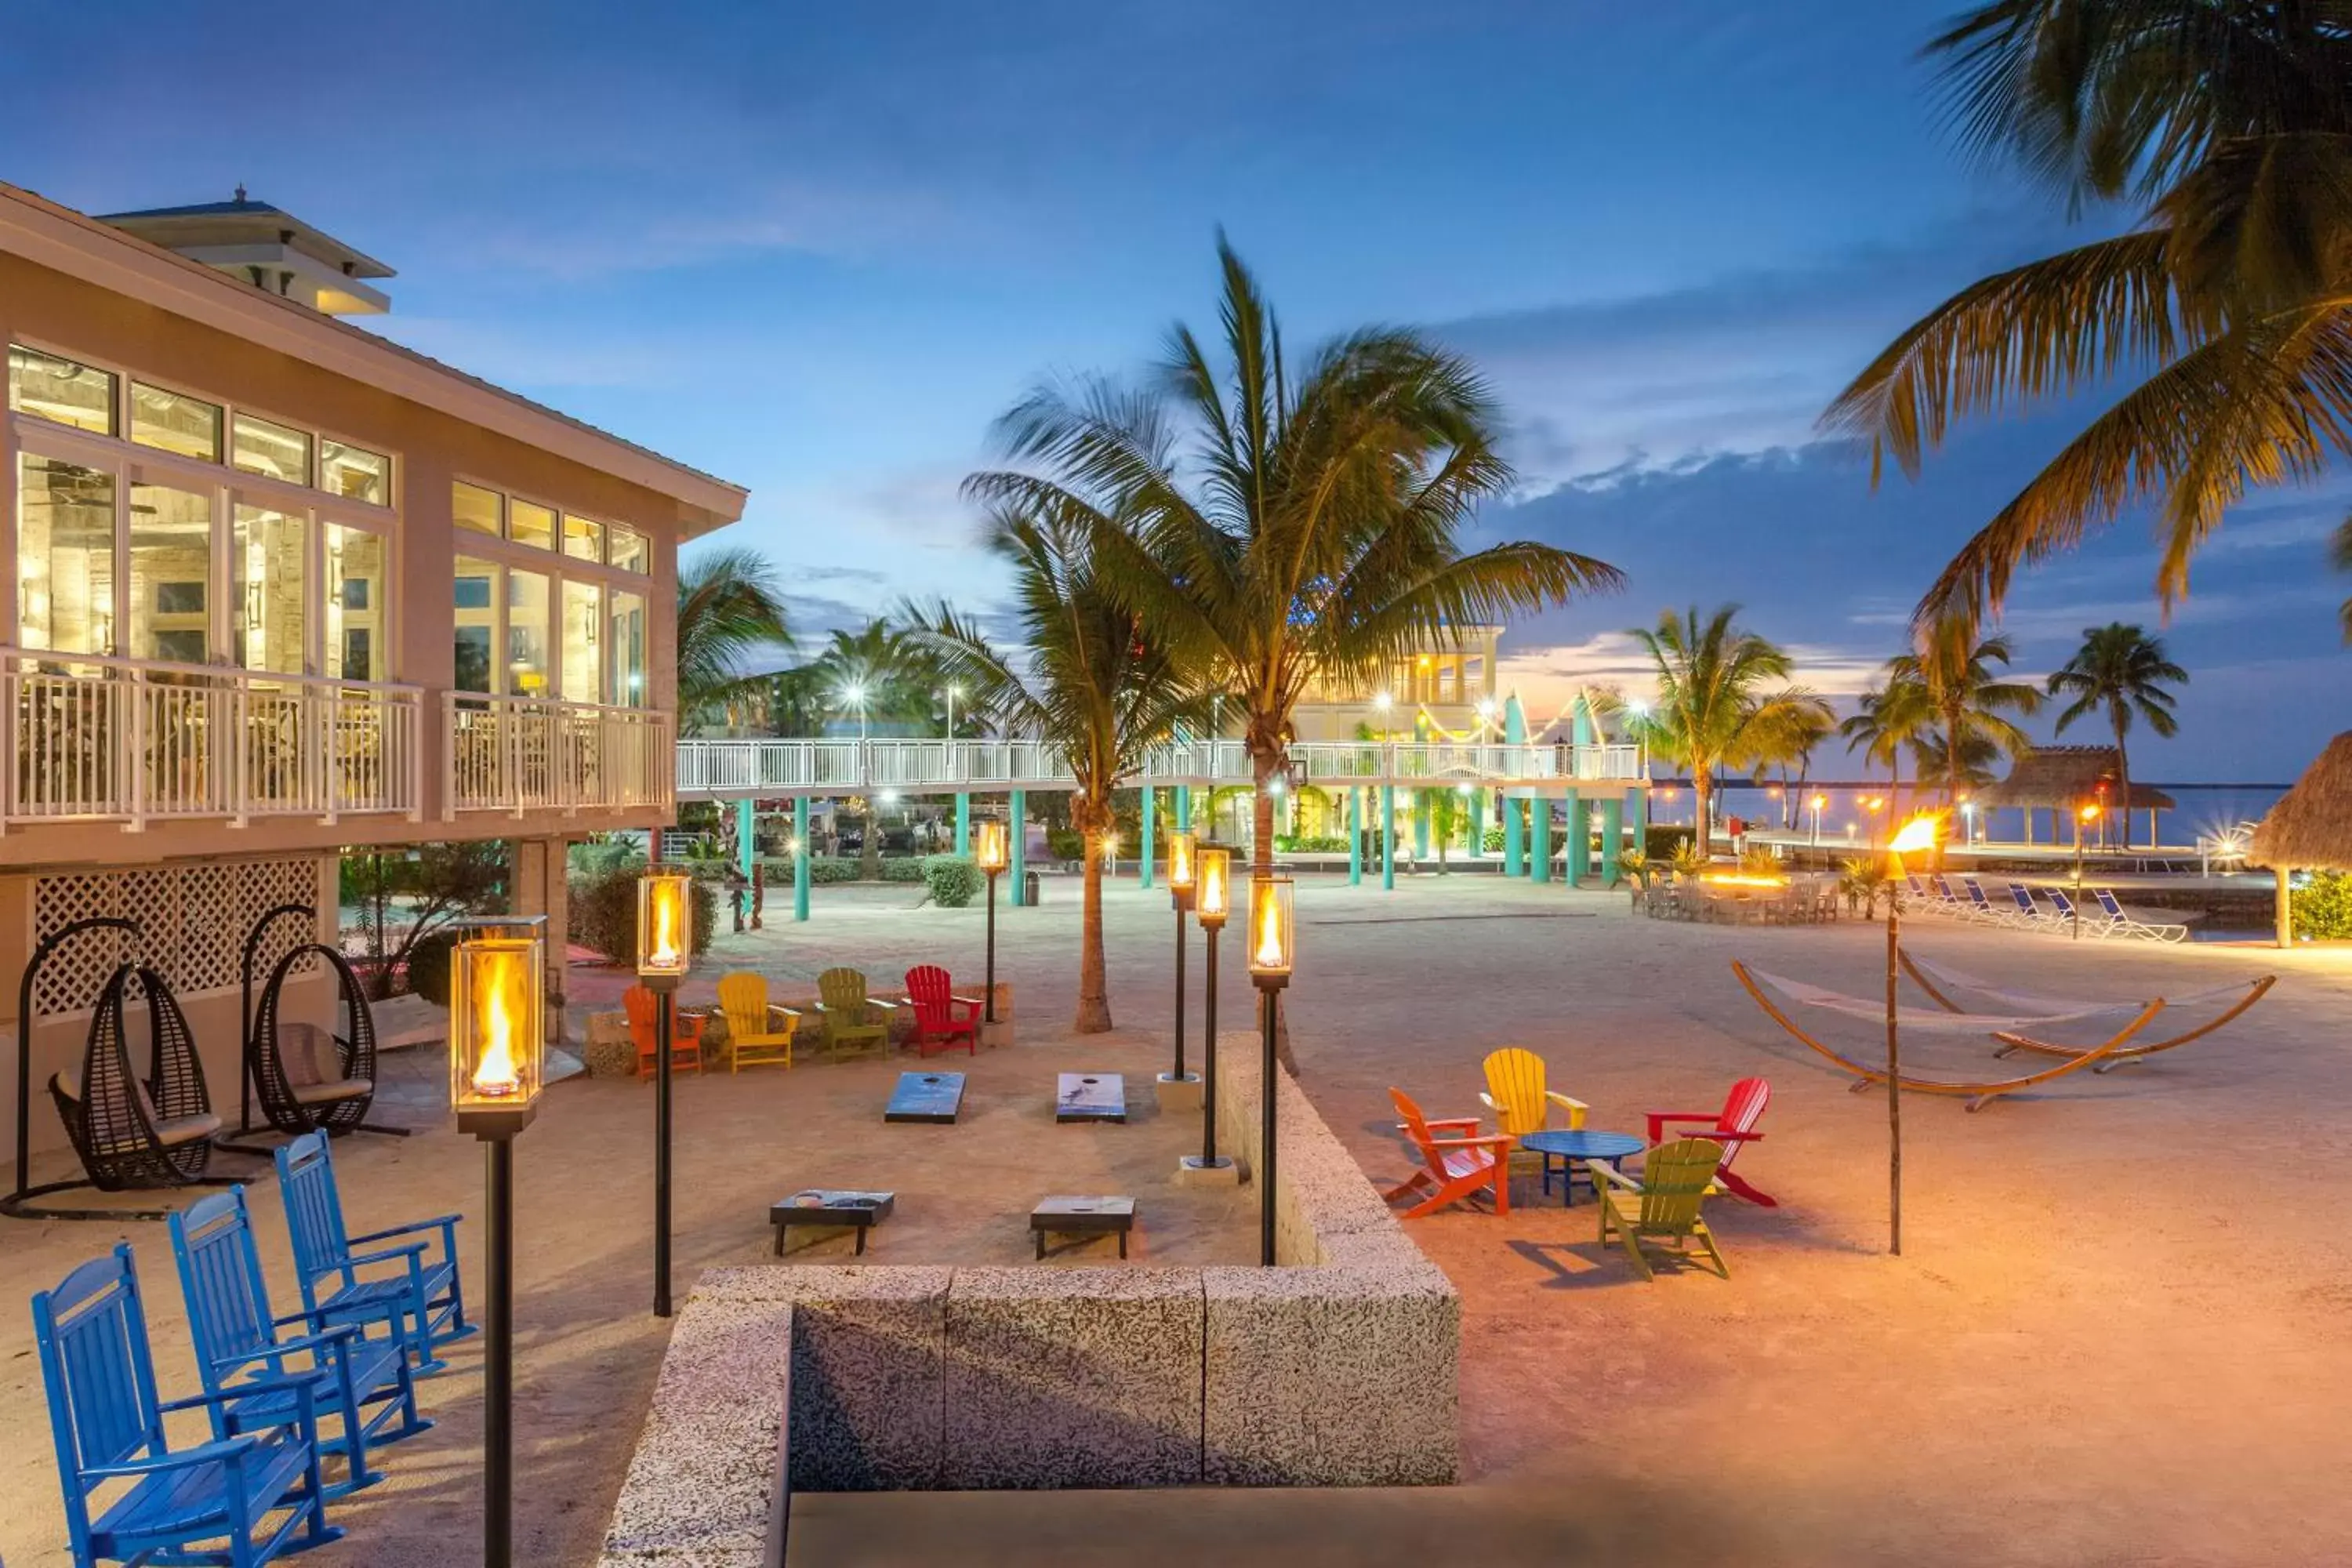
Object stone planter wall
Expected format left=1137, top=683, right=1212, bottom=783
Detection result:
left=599, top=1030, right=1459, bottom=1566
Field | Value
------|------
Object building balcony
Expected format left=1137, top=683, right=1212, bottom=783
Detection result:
left=443, top=692, right=673, bottom=818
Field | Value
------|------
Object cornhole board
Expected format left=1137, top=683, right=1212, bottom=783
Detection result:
left=770, top=1189, right=895, bottom=1256
left=1055, top=1072, right=1126, bottom=1123
left=885, top=1071, right=966, bottom=1124
left=1031, top=1195, right=1136, bottom=1259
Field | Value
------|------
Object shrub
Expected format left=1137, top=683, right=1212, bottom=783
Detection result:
left=1616, top=848, right=1655, bottom=888
left=1646, top=826, right=1692, bottom=861
left=407, top=930, right=458, bottom=1005
left=924, top=855, right=983, bottom=907
left=1273, top=834, right=1350, bottom=853
left=568, top=835, right=644, bottom=879
left=1738, top=844, right=1782, bottom=876
left=1481, top=825, right=1504, bottom=852
left=1047, top=826, right=1084, bottom=862
left=569, top=867, right=717, bottom=964
left=2293, top=870, right=2352, bottom=940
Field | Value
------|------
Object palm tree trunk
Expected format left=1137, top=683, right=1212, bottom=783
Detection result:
left=1074, top=814, right=1112, bottom=1033
left=1693, top=768, right=1713, bottom=859
left=2113, top=710, right=2132, bottom=851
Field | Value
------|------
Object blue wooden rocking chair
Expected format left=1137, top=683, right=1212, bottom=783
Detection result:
left=34, top=1245, right=342, bottom=1568
left=274, top=1132, right=474, bottom=1373
left=170, top=1187, right=433, bottom=1499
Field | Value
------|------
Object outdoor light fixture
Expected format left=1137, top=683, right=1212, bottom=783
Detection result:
left=2073, top=804, right=2101, bottom=941
left=1247, top=874, right=1295, bottom=1267
left=451, top=916, right=546, bottom=1568
left=1880, top=813, right=1941, bottom=1259
left=1809, top=793, right=1827, bottom=847
left=1188, top=846, right=1236, bottom=1183
left=637, top=870, right=694, bottom=1319
left=976, top=820, right=1008, bottom=1023
left=1165, top=831, right=1198, bottom=1094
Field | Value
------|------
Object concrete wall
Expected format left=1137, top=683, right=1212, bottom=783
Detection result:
left=599, top=1035, right=1460, bottom=1565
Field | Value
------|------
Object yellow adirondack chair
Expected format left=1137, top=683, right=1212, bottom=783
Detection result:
left=1594, top=1137, right=1730, bottom=1281
left=716, top=971, right=800, bottom=1072
left=1479, top=1048, right=1587, bottom=1175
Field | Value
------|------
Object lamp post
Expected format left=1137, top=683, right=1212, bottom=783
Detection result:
left=450, top=917, right=547, bottom=1568
left=1247, top=874, right=1295, bottom=1268
left=1185, top=846, right=1236, bottom=1180
left=1163, top=832, right=1197, bottom=1093
left=842, top=681, right=869, bottom=742
left=2074, top=803, right=2100, bottom=940
left=945, top=683, right=959, bottom=739
left=1809, top=793, right=1825, bottom=848
left=976, top=820, right=1008, bottom=1022
left=637, top=869, right=692, bottom=1319
left=1883, top=814, right=1940, bottom=1258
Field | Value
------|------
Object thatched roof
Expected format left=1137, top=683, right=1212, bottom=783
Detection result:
left=2252, top=731, right=2352, bottom=871
left=1977, top=746, right=2176, bottom=811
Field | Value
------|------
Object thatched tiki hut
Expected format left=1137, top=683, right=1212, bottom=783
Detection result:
left=2251, top=731, right=2352, bottom=948
left=1978, top=746, right=2176, bottom=848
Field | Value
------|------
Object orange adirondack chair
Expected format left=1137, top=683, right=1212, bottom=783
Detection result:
left=902, top=965, right=982, bottom=1057
left=626, top=983, right=705, bottom=1080
left=1645, top=1076, right=1775, bottom=1207
left=1382, top=1087, right=1513, bottom=1219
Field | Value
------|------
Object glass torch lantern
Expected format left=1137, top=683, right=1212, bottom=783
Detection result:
left=1247, top=874, right=1295, bottom=989
left=1168, top=830, right=1197, bottom=906
left=976, top=819, right=1009, bottom=875
left=451, top=920, right=546, bottom=1137
left=1196, top=844, right=1231, bottom=931
left=637, top=869, right=693, bottom=985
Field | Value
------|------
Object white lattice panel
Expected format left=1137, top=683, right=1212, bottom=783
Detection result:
left=32, top=858, right=321, bottom=1017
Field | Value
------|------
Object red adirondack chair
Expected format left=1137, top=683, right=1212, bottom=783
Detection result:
left=1382, top=1087, right=1513, bottom=1219
left=902, top=965, right=982, bottom=1057
left=1645, top=1076, right=1775, bottom=1207
left=626, top=983, right=705, bottom=1079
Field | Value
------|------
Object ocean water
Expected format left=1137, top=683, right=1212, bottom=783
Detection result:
left=1643, top=782, right=2287, bottom=850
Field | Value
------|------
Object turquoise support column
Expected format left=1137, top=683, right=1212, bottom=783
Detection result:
left=735, top=797, right=755, bottom=880
left=1531, top=795, right=1551, bottom=883
left=1502, top=692, right=1527, bottom=877
left=1347, top=787, right=1363, bottom=886
left=1009, top=791, right=1028, bottom=906
left=1564, top=789, right=1588, bottom=886
left=793, top=797, right=812, bottom=921
left=1413, top=790, right=1430, bottom=859
left=1381, top=784, right=1396, bottom=891
left=1468, top=790, right=1485, bottom=860
left=1628, top=785, right=1650, bottom=866
left=1599, top=796, right=1624, bottom=887
left=1139, top=788, right=1156, bottom=890
left=954, top=793, right=970, bottom=856
left=1175, top=785, right=1192, bottom=833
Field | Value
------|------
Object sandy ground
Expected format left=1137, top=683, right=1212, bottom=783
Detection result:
left=2, top=871, right=2348, bottom=1566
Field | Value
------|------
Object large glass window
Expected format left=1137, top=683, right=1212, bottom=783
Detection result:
left=18, top=455, right=117, bottom=654
left=325, top=524, right=386, bottom=682
left=506, top=568, right=550, bottom=697
left=510, top=499, right=554, bottom=551
left=320, top=441, right=390, bottom=506
left=9, top=347, right=117, bottom=435
left=232, top=504, right=307, bottom=673
left=129, top=484, right=213, bottom=663
left=608, top=589, right=647, bottom=707
left=232, top=415, right=311, bottom=487
left=562, top=514, right=604, bottom=563
left=454, top=556, right=499, bottom=694
left=561, top=580, right=601, bottom=702
left=608, top=525, right=649, bottom=574
left=130, top=383, right=223, bottom=462
left=452, top=481, right=502, bottom=537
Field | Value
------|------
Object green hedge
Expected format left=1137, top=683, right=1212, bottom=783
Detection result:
left=1274, top=834, right=1351, bottom=854
left=569, top=868, right=719, bottom=964
left=1646, top=826, right=1693, bottom=861
left=756, top=855, right=927, bottom=885
left=924, top=855, right=983, bottom=907
left=2293, top=871, right=2352, bottom=940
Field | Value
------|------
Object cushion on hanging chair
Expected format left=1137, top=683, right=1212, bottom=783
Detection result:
left=151, top=1110, right=223, bottom=1146
left=291, top=1078, right=371, bottom=1105
left=278, top=1022, right=347, bottom=1088
left=51, top=1065, right=220, bottom=1149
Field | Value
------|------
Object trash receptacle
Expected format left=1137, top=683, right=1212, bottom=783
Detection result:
left=1023, top=870, right=1040, bottom=905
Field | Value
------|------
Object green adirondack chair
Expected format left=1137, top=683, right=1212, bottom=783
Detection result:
left=815, top=967, right=895, bottom=1059
left=1594, top=1137, right=1730, bottom=1281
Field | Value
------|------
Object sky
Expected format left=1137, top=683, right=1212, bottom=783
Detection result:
left=8, top=0, right=2344, bottom=780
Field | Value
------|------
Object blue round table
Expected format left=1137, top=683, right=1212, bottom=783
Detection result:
left=1519, top=1130, right=1646, bottom=1206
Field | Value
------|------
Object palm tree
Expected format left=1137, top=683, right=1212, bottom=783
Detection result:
left=904, top=507, right=1206, bottom=1033
left=1838, top=673, right=1933, bottom=812
left=1890, top=626, right=2042, bottom=811
left=2045, top=622, right=2189, bottom=848
left=1825, top=2, right=2352, bottom=641
left=965, top=239, right=1621, bottom=892
left=2333, top=516, right=2352, bottom=641
left=675, top=547, right=791, bottom=733
left=1749, top=697, right=1835, bottom=829
left=1626, top=605, right=1828, bottom=858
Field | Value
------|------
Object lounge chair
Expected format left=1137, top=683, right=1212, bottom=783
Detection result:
left=1594, top=1138, right=1730, bottom=1280
left=2092, top=887, right=2190, bottom=943
left=1929, top=875, right=1975, bottom=920
left=1382, top=1087, right=1512, bottom=1218
left=2005, top=883, right=2071, bottom=934
left=1645, top=1076, right=1775, bottom=1207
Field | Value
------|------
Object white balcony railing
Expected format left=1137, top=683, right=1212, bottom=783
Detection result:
left=2, top=649, right=423, bottom=829
left=444, top=694, right=673, bottom=818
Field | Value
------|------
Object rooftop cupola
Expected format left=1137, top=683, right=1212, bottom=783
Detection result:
left=96, top=187, right=394, bottom=316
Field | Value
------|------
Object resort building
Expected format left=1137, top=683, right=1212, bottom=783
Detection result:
left=0, top=182, right=746, bottom=1170
left=1290, top=623, right=1502, bottom=742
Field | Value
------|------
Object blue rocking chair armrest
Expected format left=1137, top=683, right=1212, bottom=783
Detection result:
left=345, top=1240, right=431, bottom=1268
left=85, top=1436, right=260, bottom=1479
left=220, top=1325, right=360, bottom=1372
left=165, top=1374, right=323, bottom=1432
left=351, top=1213, right=463, bottom=1248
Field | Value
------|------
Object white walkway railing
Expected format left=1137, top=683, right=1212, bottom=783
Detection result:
left=2, top=649, right=423, bottom=829
left=444, top=695, right=673, bottom=818
left=675, top=736, right=1645, bottom=798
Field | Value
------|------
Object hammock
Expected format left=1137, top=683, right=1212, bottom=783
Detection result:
left=1730, top=961, right=2167, bottom=1111
left=1898, top=950, right=2274, bottom=1070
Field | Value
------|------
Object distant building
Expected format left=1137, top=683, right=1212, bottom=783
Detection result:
left=1290, top=624, right=1503, bottom=742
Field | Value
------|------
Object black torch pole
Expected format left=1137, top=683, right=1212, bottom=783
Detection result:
left=652, top=977, right=677, bottom=1319
left=1259, top=984, right=1281, bottom=1266
left=484, top=1132, right=516, bottom=1568
left=1201, top=923, right=1220, bottom=1166
left=1172, top=902, right=1189, bottom=1081
left=984, top=870, right=1000, bottom=1022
